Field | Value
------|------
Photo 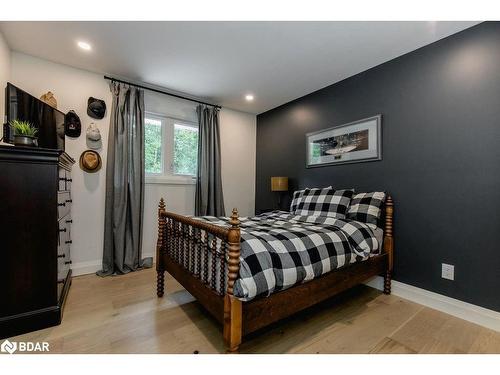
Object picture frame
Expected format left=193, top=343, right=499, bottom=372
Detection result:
left=306, top=114, right=382, bottom=168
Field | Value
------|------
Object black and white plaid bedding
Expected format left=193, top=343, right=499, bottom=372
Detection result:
left=294, top=187, right=354, bottom=219
left=347, top=192, right=386, bottom=227
left=290, top=188, right=307, bottom=213
left=198, top=211, right=381, bottom=301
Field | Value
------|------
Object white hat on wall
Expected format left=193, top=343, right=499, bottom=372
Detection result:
left=86, top=123, right=102, bottom=150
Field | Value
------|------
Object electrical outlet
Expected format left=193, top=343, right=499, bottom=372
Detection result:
left=442, top=263, right=455, bottom=280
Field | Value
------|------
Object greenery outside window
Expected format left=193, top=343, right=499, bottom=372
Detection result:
left=145, top=112, right=198, bottom=184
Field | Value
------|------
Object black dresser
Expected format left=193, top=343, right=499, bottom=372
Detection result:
left=0, top=145, right=75, bottom=338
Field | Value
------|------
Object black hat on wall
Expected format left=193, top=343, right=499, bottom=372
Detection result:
left=87, top=97, right=106, bottom=119
left=65, top=110, right=81, bottom=138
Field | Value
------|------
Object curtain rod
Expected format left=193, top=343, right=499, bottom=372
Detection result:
left=103, top=75, right=221, bottom=109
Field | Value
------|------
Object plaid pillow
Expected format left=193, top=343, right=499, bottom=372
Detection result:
left=289, top=186, right=332, bottom=213
left=290, top=189, right=307, bottom=213
left=347, top=192, right=386, bottom=226
left=295, top=187, right=354, bottom=219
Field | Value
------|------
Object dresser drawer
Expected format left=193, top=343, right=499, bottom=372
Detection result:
left=58, top=167, right=67, bottom=191
left=57, top=251, right=71, bottom=282
left=58, top=212, right=72, bottom=235
left=57, top=216, right=72, bottom=251
left=65, top=170, right=72, bottom=191
left=57, top=217, right=72, bottom=282
left=57, top=255, right=71, bottom=283
left=57, top=192, right=72, bottom=219
left=58, top=167, right=73, bottom=192
left=57, top=246, right=71, bottom=280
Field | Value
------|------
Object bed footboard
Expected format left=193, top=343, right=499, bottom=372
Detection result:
left=156, top=199, right=242, bottom=352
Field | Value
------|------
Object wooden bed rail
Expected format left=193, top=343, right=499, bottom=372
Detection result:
left=159, top=207, right=232, bottom=240
left=156, top=199, right=242, bottom=352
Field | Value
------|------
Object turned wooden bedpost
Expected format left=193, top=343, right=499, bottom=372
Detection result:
left=223, top=208, right=242, bottom=353
left=156, top=198, right=167, bottom=297
left=383, top=196, right=394, bottom=294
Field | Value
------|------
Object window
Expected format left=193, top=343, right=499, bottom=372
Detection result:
left=144, top=117, right=163, bottom=174
left=144, top=113, right=199, bottom=183
left=173, top=123, right=198, bottom=176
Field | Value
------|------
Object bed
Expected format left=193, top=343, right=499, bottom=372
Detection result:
left=155, top=191, right=394, bottom=352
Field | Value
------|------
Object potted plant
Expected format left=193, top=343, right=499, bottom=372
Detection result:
left=9, top=120, right=38, bottom=147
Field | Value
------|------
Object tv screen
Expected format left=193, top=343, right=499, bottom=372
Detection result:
left=4, top=83, right=65, bottom=150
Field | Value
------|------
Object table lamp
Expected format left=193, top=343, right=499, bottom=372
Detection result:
left=271, top=176, right=288, bottom=209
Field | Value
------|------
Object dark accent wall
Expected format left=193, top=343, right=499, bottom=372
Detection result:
left=256, top=22, right=500, bottom=312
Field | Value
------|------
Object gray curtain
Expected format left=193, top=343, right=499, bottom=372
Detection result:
left=98, top=82, right=153, bottom=276
left=195, top=105, right=225, bottom=217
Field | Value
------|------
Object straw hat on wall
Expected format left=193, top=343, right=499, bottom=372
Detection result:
left=79, top=150, right=102, bottom=173
left=40, top=91, right=58, bottom=108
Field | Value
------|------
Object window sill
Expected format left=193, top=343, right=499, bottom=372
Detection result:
left=145, top=175, right=196, bottom=185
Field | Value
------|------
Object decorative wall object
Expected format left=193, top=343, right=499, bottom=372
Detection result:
left=64, top=110, right=82, bottom=138
left=39, top=91, right=57, bottom=108
left=79, top=149, right=102, bottom=173
left=86, top=123, right=102, bottom=150
left=306, top=115, right=382, bottom=167
left=87, top=97, right=106, bottom=119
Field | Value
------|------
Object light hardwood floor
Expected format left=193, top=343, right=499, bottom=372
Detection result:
left=11, top=268, right=500, bottom=354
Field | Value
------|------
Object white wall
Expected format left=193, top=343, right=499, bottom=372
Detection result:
left=11, top=52, right=113, bottom=275
left=220, top=108, right=256, bottom=217
left=0, top=32, right=11, bottom=138
left=10, top=52, right=256, bottom=276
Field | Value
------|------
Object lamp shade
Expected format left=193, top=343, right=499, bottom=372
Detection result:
left=271, top=177, right=288, bottom=192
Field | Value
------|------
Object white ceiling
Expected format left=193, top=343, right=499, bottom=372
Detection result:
left=0, top=21, right=479, bottom=114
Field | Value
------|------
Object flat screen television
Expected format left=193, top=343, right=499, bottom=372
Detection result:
left=3, top=83, right=65, bottom=150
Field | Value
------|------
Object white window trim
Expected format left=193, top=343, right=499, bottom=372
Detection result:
left=146, top=174, right=197, bottom=185
left=145, top=112, right=198, bottom=185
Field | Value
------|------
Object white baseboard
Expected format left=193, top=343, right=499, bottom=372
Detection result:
left=365, top=276, right=500, bottom=332
left=365, top=275, right=385, bottom=290
left=71, top=253, right=156, bottom=277
left=71, top=260, right=102, bottom=276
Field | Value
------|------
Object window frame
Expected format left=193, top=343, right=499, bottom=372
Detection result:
left=144, top=113, right=165, bottom=176
left=144, top=111, right=198, bottom=185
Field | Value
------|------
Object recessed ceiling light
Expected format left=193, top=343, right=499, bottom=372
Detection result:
left=245, top=94, right=254, bottom=102
left=77, top=41, right=92, bottom=51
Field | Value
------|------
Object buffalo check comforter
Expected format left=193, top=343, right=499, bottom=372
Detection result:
left=197, top=211, right=382, bottom=301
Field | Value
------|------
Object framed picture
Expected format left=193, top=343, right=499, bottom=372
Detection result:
left=306, top=114, right=382, bottom=168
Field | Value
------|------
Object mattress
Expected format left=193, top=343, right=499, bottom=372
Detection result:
left=198, top=211, right=383, bottom=301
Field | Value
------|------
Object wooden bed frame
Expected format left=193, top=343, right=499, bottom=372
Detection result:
left=156, top=196, right=394, bottom=352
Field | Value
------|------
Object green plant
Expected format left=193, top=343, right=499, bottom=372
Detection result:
left=10, top=120, right=38, bottom=137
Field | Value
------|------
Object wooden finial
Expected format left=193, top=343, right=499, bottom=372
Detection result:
left=229, top=208, right=240, bottom=227
left=159, top=198, right=166, bottom=213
